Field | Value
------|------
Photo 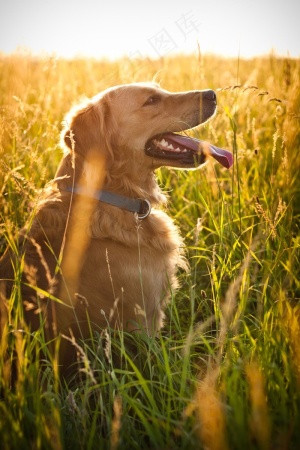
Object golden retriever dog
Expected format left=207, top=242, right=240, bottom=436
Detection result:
left=0, top=82, right=232, bottom=372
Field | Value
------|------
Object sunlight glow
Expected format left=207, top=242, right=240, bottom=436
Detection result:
left=0, top=0, right=299, bottom=59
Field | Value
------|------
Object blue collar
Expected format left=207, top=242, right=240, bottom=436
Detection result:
left=64, top=186, right=151, bottom=220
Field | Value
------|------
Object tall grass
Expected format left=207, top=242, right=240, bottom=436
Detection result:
left=0, top=51, right=299, bottom=449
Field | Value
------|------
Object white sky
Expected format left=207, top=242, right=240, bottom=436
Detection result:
left=0, top=0, right=299, bottom=59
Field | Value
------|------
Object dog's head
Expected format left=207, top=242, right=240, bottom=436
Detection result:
left=62, top=82, right=232, bottom=173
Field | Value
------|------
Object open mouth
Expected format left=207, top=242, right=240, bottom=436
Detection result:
left=145, top=133, right=233, bottom=169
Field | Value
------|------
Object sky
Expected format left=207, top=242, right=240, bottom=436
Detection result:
left=0, top=0, right=299, bottom=60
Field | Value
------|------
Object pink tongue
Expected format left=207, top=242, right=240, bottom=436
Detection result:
left=208, top=144, right=234, bottom=169
left=164, top=133, right=233, bottom=169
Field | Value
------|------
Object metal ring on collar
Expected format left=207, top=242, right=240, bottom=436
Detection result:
left=137, top=199, right=151, bottom=219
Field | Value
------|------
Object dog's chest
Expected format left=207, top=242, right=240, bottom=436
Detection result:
left=77, top=209, right=185, bottom=306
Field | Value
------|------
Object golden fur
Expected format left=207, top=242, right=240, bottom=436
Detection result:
left=0, top=82, right=217, bottom=370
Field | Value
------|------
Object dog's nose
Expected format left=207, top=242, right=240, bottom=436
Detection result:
left=202, top=89, right=217, bottom=102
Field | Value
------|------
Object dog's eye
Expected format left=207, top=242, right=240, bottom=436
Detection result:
left=143, top=95, right=161, bottom=106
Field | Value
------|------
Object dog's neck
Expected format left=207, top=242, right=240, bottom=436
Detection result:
left=55, top=152, right=167, bottom=209
left=63, top=185, right=152, bottom=219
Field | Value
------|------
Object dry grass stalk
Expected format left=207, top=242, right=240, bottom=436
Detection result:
left=59, top=150, right=106, bottom=307
left=254, top=196, right=287, bottom=240
left=246, top=362, right=271, bottom=450
left=111, top=394, right=122, bottom=450
left=254, top=198, right=277, bottom=239
left=195, top=368, right=229, bottom=450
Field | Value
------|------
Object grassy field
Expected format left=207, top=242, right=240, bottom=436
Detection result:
left=0, top=51, right=299, bottom=450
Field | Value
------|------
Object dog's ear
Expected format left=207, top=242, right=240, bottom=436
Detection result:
left=62, top=96, right=114, bottom=161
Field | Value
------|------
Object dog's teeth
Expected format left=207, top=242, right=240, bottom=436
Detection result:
left=160, top=139, right=169, bottom=147
left=153, top=138, right=190, bottom=155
